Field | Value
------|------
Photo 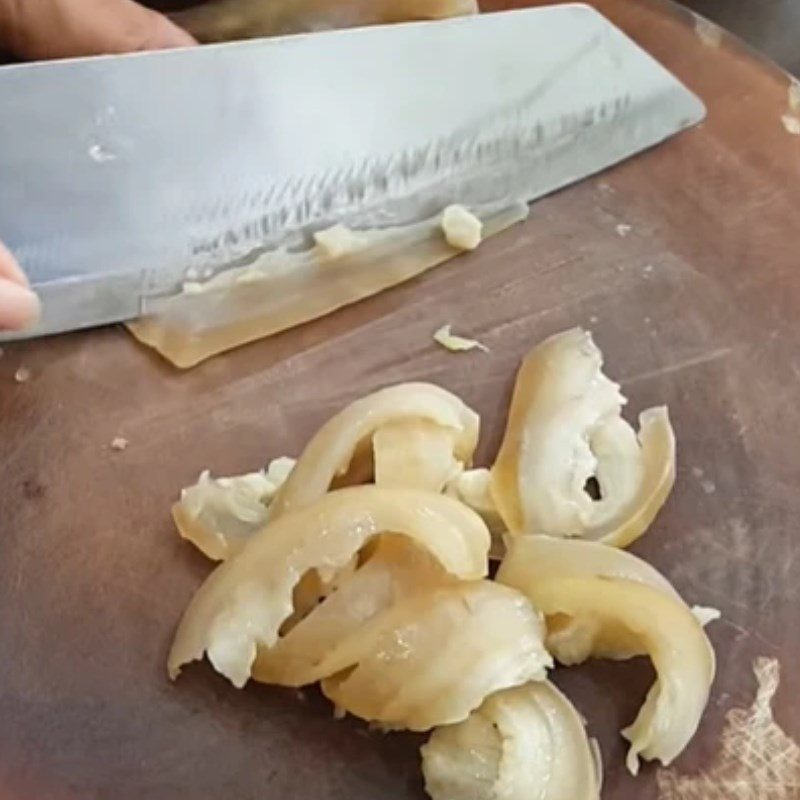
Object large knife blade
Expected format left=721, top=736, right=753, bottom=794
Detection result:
left=0, top=4, right=704, bottom=339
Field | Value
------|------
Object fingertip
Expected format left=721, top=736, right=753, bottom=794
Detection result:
left=0, top=281, right=41, bottom=332
left=0, top=241, right=30, bottom=288
left=146, top=15, right=198, bottom=50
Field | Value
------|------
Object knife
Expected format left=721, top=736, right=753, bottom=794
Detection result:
left=0, top=4, right=704, bottom=340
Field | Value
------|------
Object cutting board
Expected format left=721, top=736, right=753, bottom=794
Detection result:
left=1, top=1, right=799, bottom=798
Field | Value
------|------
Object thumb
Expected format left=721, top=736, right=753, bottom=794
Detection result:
left=0, top=242, right=40, bottom=332
left=0, top=0, right=196, bottom=60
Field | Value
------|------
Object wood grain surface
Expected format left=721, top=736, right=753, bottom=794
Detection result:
left=2, top=1, right=799, bottom=799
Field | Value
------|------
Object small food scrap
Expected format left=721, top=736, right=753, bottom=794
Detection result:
left=693, top=14, right=723, bottom=48
left=780, top=114, right=800, bottom=136
left=167, top=329, right=716, bottom=799
left=433, top=324, right=489, bottom=353
left=14, top=366, right=31, bottom=383
left=691, top=605, right=722, bottom=626
left=313, top=224, right=366, bottom=259
left=790, top=80, right=800, bottom=113
left=111, top=437, right=129, bottom=452
left=615, top=223, right=632, bottom=237
left=441, top=205, right=483, bottom=251
left=88, top=143, right=117, bottom=163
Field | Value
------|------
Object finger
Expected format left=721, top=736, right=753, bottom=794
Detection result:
left=0, top=279, right=41, bottom=332
left=0, top=244, right=41, bottom=331
left=0, top=0, right=196, bottom=61
left=0, top=241, right=30, bottom=288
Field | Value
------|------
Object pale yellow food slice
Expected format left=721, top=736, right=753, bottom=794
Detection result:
left=316, top=580, right=552, bottom=731
left=127, top=204, right=526, bottom=369
left=490, top=327, right=675, bottom=547
left=253, top=535, right=452, bottom=686
left=501, top=535, right=719, bottom=661
left=495, top=569, right=715, bottom=775
left=172, top=457, right=295, bottom=561
left=168, top=486, right=490, bottom=688
left=173, top=0, right=478, bottom=43
left=422, top=681, right=600, bottom=800
left=271, top=382, right=478, bottom=518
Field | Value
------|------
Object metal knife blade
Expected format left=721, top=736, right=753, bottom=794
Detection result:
left=0, top=4, right=704, bottom=339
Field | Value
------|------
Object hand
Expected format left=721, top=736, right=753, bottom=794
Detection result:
left=0, top=242, right=40, bottom=331
left=0, top=2, right=195, bottom=330
left=0, top=0, right=196, bottom=60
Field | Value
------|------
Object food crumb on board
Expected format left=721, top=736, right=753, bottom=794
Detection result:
left=693, top=14, right=723, bottom=48
left=313, top=224, right=365, bottom=259
left=781, top=114, right=800, bottom=136
left=789, top=80, right=800, bottom=113
left=14, top=366, right=31, bottom=383
left=111, top=437, right=129, bottom=452
left=615, top=223, right=632, bottom=237
left=433, top=324, right=489, bottom=353
left=701, top=479, right=716, bottom=495
left=441, top=205, right=483, bottom=251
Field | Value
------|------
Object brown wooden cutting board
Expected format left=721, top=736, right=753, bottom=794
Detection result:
left=1, top=1, right=798, bottom=798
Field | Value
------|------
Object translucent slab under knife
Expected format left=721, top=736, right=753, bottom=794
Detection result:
left=0, top=3, right=704, bottom=339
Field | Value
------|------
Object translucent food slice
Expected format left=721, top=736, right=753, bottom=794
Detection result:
left=128, top=204, right=527, bottom=369
left=422, top=681, right=600, bottom=800
left=502, top=534, right=686, bottom=604
left=490, top=328, right=675, bottom=546
left=496, top=567, right=715, bottom=774
left=500, top=535, right=719, bottom=661
left=253, top=535, right=451, bottom=686
left=271, top=383, right=479, bottom=518
left=168, top=486, right=490, bottom=688
left=173, top=0, right=478, bottom=43
left=173, top=457, right=295, bottom=561
left=316, top=580, right=552, bottom=731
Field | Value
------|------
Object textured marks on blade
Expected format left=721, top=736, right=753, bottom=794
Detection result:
left=192, top=32, right=625, bottom=262
left=0, top=4, right=704, bottom=305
